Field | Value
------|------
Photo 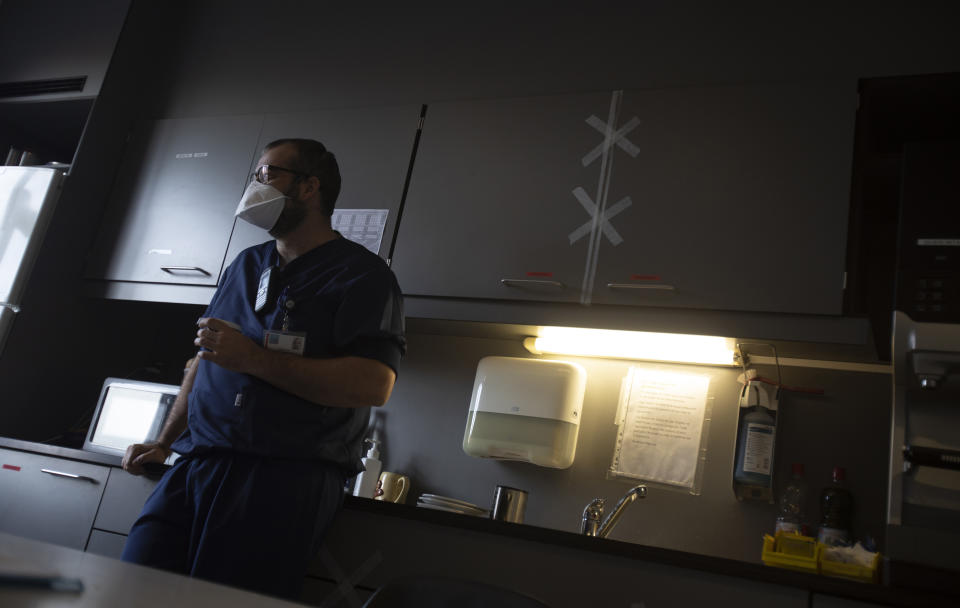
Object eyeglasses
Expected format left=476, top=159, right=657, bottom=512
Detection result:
left=251, top=164, right=309, bottom=184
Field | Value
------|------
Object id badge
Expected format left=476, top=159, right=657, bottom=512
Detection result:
left=255, top=266, right=273, bottom=313
left=263, top=330, right=307, bottom=355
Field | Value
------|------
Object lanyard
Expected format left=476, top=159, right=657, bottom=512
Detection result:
left=277, top=286, right=296, bottom=331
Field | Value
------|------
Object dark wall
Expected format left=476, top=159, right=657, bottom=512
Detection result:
left=0, top=0, right=131, bottom=98
left=378, top=333, right=890, bottom=563
left=146, top=1, right=960, bottom=118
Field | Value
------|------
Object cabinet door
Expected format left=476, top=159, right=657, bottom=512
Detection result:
left=93, top=467, right=159, bottom=535
left=591, top=82, right=855, bottom=314
left=221, top=105, right=421, bottom=275
left=0, top=448, right=109, bottom=550
left=391, top=92, right=615, bottom=303
left=86, top=529, right=127, bottom=559
left=86, top=115, right=263, bottom=285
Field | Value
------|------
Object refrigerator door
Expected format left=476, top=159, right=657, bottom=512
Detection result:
left=0, top=166, right=63, bottom=355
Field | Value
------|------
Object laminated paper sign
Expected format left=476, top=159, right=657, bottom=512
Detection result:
left=612, top=367, right=711, bottom=489
left=332, top=209, right=389, bottom=254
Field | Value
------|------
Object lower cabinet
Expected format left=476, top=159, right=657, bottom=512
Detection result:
left=84, top=466, right=161, bottom=558
left=311, top=509, right=808, bottom=608
left=0, top=447, right=110, bottom=550
left=301, top=576, right=374, bottom=607
left=811, top=595, right=886, bottom=608
left=93, top=466, right=160, bottom=535
left=0, top=447, right=159, bottom=556
left=87, top=529, right=128, bottom=559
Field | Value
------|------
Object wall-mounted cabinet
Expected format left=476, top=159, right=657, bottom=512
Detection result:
left=393, top=92, right=612, bottom=304
left=222, top=104, right=422, bottom=270
left=842, top=73, right=960, bottom=360
left=392, top=81, right=856, bottom=316
left=86, top=105, right=422, bottom=301
left=85, top=115, right=264, bottom=286
left=84, top=82, right=862, bottom=350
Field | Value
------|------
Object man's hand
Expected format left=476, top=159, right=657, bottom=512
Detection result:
left=194, top=317, right=263, bottom=374
left=122, top=441, right=171, bottom=476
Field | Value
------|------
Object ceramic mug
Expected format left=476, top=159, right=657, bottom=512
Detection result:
left=374, top=472, right=410, bottom=503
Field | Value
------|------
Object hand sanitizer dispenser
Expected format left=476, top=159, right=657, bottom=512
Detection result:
left=462, top=356, right=587, bottom=469
left=732, top=379, right=779, bottom=502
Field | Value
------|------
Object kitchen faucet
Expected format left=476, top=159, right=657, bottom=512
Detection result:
left=580, top=484, right=647, bottom=538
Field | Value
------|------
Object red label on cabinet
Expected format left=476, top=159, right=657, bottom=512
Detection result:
left=2, top=464, right=21, bottom=471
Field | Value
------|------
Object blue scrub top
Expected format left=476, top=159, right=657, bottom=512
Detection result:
left=170, top=236, right=405, bottom=475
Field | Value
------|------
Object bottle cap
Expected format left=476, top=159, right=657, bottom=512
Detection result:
left=364, top=438, right=381, bottom=459
left=739, top=380, right=777, bottom=410
left=832, top=466, right=846, bottom=482
left=792, top=463, right=804, bottom=476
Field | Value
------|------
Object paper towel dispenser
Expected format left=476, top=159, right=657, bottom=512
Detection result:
left=462, top=356, right=586, bottom=469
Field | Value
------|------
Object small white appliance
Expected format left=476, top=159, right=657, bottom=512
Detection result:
left=462, top=356, right=587, bottom=469
left=0, top=166, right=64, bottom=357
left=83, top=378, right=180, bottom=462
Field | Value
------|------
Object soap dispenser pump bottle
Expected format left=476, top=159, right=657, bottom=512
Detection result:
left=353, top=438, right=382, bottom=498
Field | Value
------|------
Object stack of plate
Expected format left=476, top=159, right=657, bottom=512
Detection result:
left=416, top=494, right=490, bottom=517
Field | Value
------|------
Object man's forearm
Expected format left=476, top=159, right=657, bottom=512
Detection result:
left=247, top=349, right=395, bottom=408
left=156, top=357, right=198, bottom=447
left=193, top=318, right=396, bottom=407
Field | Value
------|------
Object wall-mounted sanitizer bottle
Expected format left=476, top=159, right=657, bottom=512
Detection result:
left=462, top=356, right=587, bottom=469
left=732, top=379, right=778, bottom=502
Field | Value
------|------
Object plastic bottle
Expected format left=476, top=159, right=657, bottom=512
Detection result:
left=775, top=463, right=808, bottom=534
left=352, top=438, right=382, bottom=498
left=817, top=466, right=854, bottom=546
left=733, top=381, right=777, bottom=488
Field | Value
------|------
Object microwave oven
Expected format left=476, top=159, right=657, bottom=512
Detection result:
left=83, top=377, right=180, bottom=461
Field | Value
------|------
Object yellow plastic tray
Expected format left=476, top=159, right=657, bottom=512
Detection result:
left=761, top=532, right=820, bottom=574
left=761, top=532, right=882, bottom=583
left=819, top=545, right=881, bottom=583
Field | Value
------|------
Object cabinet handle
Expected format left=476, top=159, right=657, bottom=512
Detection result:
left=40, top=469, right=100, bottom=484
left=500, top=278, right=565, bottom=288
left=161, top=266, right=211, bottom=276
left=607, top=283, right=676, bottom=291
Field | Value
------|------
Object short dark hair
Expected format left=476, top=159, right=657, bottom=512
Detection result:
left=264, top=138, right=341, bottom=216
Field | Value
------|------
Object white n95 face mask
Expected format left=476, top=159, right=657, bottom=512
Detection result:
left=235, top=181, right=287, bottom=230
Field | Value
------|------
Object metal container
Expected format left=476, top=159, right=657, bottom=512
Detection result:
left=491, top=485, right=528, bottom=523
left=18, top=150, right=42, bottom=166
left=4, top=147, right=22, bottom=166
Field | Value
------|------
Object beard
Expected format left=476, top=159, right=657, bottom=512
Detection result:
left=268, top=180, right=308, bottom=238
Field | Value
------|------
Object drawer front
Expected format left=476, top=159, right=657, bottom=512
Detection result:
left=0, top=448, right=109, bottom=549
left=86, top=529, right=128, bottom=560
left=93, top=468, right=161, bottom=535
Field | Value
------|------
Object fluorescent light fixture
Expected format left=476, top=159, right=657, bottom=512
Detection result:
left=523, top=326, right=738, bottom=366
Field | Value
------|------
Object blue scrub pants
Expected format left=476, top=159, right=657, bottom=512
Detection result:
left=121, top=452, right=345, bottom=599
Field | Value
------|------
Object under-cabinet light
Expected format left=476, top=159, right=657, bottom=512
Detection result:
left=523, top=327, right=738, bottom=366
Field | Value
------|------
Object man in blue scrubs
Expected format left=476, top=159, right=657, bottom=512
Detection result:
left=120, top=138, right=405, bottom=599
